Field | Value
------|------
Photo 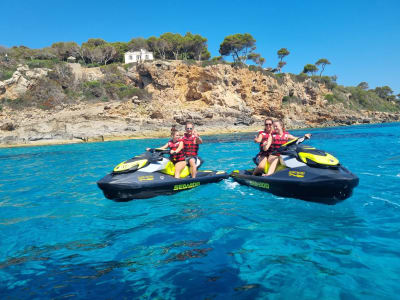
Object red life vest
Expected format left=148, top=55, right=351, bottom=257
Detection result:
left=258, top=130, right=271, bottom=156
left=182, top=133, right=199, bottom=156
left=270, top=131, right=290, bottom=154
left=168, top=139, right=185, bottom=162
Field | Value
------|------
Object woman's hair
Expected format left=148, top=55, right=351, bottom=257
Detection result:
left=264, top=118, right=273, bottom=124
left=273, top=119, right=284, bottom=129
left=171, top=125, right=178, bottom=137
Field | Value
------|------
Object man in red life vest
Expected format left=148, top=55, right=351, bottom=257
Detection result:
left=182, top=121, right=203, bottom=178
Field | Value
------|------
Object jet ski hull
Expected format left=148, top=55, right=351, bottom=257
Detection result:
left=231, top=166, right=359, bottom=205
left=98, top=170, right=229, bottom=201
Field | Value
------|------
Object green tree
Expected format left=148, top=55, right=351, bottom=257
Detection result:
left=248, top=53, right=265, bottom=67
left=277, top=48, right=290, bottom=62
left=357, top=82, right=369, bottom=90
left=110, top=42, right=128, bottom=62
left=98, top=44, right=117, bottom=65
left=200, top=48, right=211, bottom=61
left=277, top=61, right=287, bottom=73
left=147, top=36, right=172, bottom=59
left=211, top=56, right=223, bottom=62
left=128, top=37, right=149, bottom=51
left=315, top=58, right=331, bottom=76
left=51, top=42, right=79, bottom=61
left=160, top=32, right=184, bottom=60
left=84, top=38, right=107, bottom=48
left=303, top=64, right=318, bottom=75
left=219, top=33, right=256, bottom=64
left=186, top=33, right=208, bottom=61
left=374, top=86, right=394, bottom=100
left=9, top=46, right=35, bottom=60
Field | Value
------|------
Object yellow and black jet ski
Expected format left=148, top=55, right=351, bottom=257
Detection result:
left=230, top=137, right=359, bottom=205
left=97, top=148, right=228, bottom=201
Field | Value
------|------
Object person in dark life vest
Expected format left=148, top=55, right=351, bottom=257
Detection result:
left=264, top=119, right=311, bottom=176
left=253, top=118, right=274, bottom=175
left=149, top=128, right=186, bottom=178
left=182, top=121, right=203, bottom=178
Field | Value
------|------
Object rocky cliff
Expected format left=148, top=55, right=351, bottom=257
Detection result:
left=0, top=61, right=399, bottom=147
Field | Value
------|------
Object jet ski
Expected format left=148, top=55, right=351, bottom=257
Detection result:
left=230, top=137, right=359, bottom=205
left=97, top=148, right=229, bottom=201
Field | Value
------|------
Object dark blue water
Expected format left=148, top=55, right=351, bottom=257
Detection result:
left=1, top=123, right=400, bottom=299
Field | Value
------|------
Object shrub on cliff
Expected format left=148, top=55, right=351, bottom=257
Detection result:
left=26, top=59, right=59, bottom=69
left=83, top=81, right=104, bottom=99
left=0, top=63, right=16, bottom=80
left=311, top=75, right=337, bottom=90
left=325, top=85, right=399, bottom=112
left=48, top=63, right=75, bottom=89
left=22, top=77, right=66, bottom=109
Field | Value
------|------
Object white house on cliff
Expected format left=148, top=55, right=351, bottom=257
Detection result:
left=124, top=49, right=154, bottom=64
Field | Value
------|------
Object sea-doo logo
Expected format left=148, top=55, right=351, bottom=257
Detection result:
left=173, top=182, right=200, bottom=191
left=249, top=181, right=270, bottom=189
left=138, top=175, right=154, bottom=181
left=288, top=171, right=305, bottom=178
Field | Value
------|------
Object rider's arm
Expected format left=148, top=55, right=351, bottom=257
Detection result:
left=193, top=130, right=203, bottom=144
left=287, top=133, right=311, bottom=140
left=254, top=133, right=263, bottom=143
left=262, top=135, right=272, bottom=151
left=157, top=142, right=169, bottom=150
left=172, top=141, right=184, bottom=154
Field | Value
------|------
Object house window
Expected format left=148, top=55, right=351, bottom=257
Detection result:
left=129, top=55, right=132, bottom=60
left=145, top=55, right=149, bottom=60
left=136, top=55, right=140, bottom=60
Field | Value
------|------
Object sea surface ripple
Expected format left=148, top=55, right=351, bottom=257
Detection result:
left=0, top=123, right=400, bottom=299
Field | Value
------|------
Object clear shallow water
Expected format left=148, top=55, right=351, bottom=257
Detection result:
left=0, top=123, right=400, bottom=299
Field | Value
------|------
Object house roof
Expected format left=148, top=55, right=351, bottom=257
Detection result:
left=125, top=49, right=153, bottom=55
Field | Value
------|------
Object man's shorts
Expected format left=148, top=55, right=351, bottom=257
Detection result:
left=253, top=153, right=268, bottom=165
left=185, top=156, right=199, bottom=164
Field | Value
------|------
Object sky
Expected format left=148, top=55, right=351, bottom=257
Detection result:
left=1, top=0, right=399, bottom=93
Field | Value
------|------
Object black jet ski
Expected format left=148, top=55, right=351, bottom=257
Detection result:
left=97, top=148, right=229, bottom=201
left=230, top=137, right=359, bottom=205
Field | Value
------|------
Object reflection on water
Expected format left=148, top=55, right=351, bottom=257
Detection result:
left=0, top=123, right=400, bottom=298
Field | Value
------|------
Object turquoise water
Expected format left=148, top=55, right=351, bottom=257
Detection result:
left=1, top=123, right=400, bottom=299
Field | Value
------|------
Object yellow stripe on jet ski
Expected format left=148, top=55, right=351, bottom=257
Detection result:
left=298, top=152, right=339, bottom=166
left=113, top=159, right=148, bottom=172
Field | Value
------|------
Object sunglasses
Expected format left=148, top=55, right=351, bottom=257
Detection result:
left=186, top=127, right=193, bottom=130
left=265, top=123, right=272, bottom=126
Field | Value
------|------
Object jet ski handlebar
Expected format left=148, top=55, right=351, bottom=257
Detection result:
left=147, top=148, right=171, bottom=155
left=270, top=135, right=308, bottom=155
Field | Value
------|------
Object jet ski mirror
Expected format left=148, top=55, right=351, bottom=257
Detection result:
left=296, top=137, right=305, bottom=144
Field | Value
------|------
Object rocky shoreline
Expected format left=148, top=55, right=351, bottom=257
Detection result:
left=1, top=61, right=399, bottom=148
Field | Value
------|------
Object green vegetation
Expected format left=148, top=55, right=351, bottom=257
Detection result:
left=0, top=32, right=398, bottom=114
left=325, top=85, right=399, bottom=112
left=315, top=58, right=331, bottom=76
left=303, top=64, right=318, bottom=76
left=219, top=33, right=260, bottom=65
left=26, top=59, right=59, bottom=69
left=276, top=48, right=290, bottom=72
